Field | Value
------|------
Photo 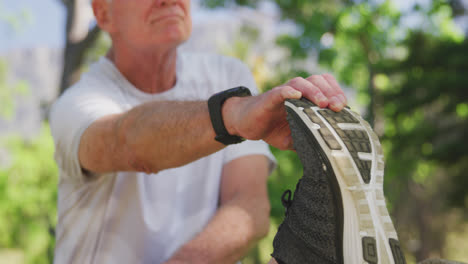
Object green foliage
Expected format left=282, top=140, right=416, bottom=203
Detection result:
left=0, top=124, right=58, bottom=264
left=83, top=32, right=111, bottom=67
left=0, top=57, right=53, bottom=264
left=267, top=148, right=303, bottom=220
left=0, top=59, right=29, bottom=119
left=0, top=0, right=32, bottom=35
left=0, top=5, right=52, bottom=263
left=381, top=32, right=468, bottom=210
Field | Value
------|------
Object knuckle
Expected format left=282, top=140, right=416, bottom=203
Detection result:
left=269, top=86, right=289, bottom=99
left=288, top=77, right=305, bottom=86
left=290, top=77, right=305, bottom=83
left=311, top=89, right=324, bottom=97
left=306, top=75, right=321, bottom=82
left=271, top=86, right=284, bottom=93
left=279, top=85, right=293, bottom=92
left=311, top=87, right=322, bottom=94
left=322, top=73, right=334, bottom=79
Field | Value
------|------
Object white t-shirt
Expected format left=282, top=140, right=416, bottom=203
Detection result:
left=49, top=52, right=275, bottom=264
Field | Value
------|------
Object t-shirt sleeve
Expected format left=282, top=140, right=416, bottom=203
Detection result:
left=223, top=140, right=277, bottom=174
left=226, top=57, right=261, bottom=95
left=222, top=57, right=277, bottom=172
left=49, top=83, right=124, bottom=184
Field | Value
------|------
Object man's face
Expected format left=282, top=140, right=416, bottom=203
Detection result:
left=99, top=0, right=192, bottom=49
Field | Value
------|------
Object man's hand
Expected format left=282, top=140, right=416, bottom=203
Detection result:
left=223, top=74, right=347, bottom=150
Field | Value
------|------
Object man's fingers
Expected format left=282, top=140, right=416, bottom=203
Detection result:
left=264, top=85, right=302, bottom=111
left=286, top=77, right=329, bottom=108
left=307, top=74, right=346, bottom=111
left=328, top=96, right=345, bottom=112
left=322, top=73, right=347, bottom=105
left=306, top=75, right=334, bottom=97
left=281, top=86, right=303, bottom=99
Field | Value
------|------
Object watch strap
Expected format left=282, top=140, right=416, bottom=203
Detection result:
left=208, top=86, right=252, bottom=145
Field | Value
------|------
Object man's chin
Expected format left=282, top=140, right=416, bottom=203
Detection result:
left=154, top=33, right=190, bottom=48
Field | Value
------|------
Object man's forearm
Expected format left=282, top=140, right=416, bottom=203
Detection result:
left=116, top=101, right=225, bottom=173
left=166, top=194, right=271, bottom=264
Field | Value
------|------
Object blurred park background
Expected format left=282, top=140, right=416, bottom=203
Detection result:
left=1, top=0, right=468, bottom=263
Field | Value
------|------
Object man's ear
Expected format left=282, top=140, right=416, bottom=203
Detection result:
left=92, top=0, right=115, bottom=33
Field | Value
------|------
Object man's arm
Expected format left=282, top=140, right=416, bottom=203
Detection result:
left=79, top=101, right=224, bottom=173
left=79, top=74, right=347, bottom=174
left=79, top=89, right=294, bottom=174
left=165, top=155, right=271, bottom=264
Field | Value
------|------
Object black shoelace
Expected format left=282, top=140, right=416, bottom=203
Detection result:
left=281, top=179, right=302, bottom=215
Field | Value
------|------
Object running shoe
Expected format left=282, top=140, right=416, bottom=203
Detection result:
left=271, top=98, right=406, bottom=264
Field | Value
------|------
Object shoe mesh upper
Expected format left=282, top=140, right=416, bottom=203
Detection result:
left=272, top=108, right=340, bottom=263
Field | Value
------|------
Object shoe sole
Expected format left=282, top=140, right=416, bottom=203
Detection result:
left=285, top=99, right=406, bottom=264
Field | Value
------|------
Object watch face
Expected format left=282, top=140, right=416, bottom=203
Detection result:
left=231, top=86, right=252, bottom=97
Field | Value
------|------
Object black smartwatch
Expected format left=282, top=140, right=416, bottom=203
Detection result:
left=208, top=86, right=252, bottom=145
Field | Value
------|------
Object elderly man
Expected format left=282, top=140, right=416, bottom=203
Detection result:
left=50, top=0, right=396, bottom=263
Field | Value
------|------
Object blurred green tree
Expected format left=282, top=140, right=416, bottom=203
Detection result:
left=0, top=3, right=58, bottom=263
left=380, top=31, right=468, bottom=260
left=0, top=59, right=28, bottom=120
left=0, top=125, right=58, bottom=264
left=0, top=52, right=57, bottom=264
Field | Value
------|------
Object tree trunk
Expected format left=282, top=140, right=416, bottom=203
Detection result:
left=358, top=33, right=376, bottom=128
left=59, top=0, right=101, bottom=95
left=408, top=182, right=447, bottom=261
